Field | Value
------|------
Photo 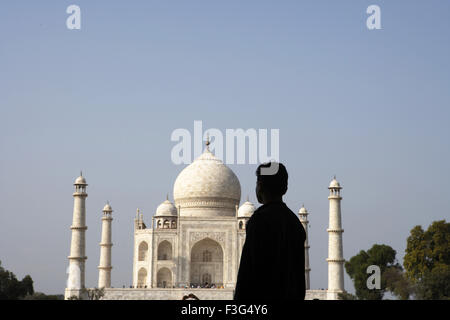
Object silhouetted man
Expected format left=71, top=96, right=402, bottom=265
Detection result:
left=234, top=162, right=306, bottom=300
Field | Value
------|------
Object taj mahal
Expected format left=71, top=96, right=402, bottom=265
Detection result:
left=65, top=141, right=346, bottom=300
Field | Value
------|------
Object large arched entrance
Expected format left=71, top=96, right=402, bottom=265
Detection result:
left=157, top=267, right=172, bottom=288
left=190, top=238, right=223, bottom=287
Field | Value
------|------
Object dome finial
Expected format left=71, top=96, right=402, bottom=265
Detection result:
left=329, top=176, right=341, bottom=189
left=299, top=204, right=308, bottom=214
left=246, top=194, right=249, bottom=202
left=205, top=132, right=210, bottom=151
left=166, top=193, right=169, bottom=201
left=103, top=202, right=112, bottom=212
left=74, top=172, right=87, bottom=185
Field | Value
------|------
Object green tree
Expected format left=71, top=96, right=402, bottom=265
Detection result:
left=0, top=260, right=34, bottom=300
left=23, top=292, right=64, bottom=300
left=345, top=244, right=401, bottom=300
left=414, top=268, right=450, bottom=300
left=21, top=275, right=34, bottom=296
left=383, top=267, right=413, bottom=300
left=404, top=220, right=450, bottom=281
left=404, top=220, right=450, bottom=299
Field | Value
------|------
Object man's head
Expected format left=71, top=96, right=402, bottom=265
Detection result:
left=255, top=162, right=288, bottom=204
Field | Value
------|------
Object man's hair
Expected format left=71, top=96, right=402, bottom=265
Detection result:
left=256, top=162, right=288, bottom=196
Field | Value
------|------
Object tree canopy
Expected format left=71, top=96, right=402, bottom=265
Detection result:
left=404, top=220, right=450, bottom=299
left=383, top=266, right=413, bottom=300
left=0, top=260, right=34, bottom=300
left=345, top=244, right=401, bottom=300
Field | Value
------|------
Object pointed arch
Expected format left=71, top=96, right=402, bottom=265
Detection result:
left=157, top=240, right=172, bottom=260
left=137, top=268, right=147, bottom=288
left=190, top=238, right=223, bottom=286
left=163, top=219, right=170, bottom=229
left=138, top=241, right=148, bottom=261
left=157, top=267, right=172, bottom=288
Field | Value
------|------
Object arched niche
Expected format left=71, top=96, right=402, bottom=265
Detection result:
left=157, top=240, right=172, bottom=261
left=137, top=268, right=147, bottom=288
left=138, top=241, right=148, bottom=261
left=157, top=267, right=172, bottom=288
left=190, top=238, right=223, bottom=286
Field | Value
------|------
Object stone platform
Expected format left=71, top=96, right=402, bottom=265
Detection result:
left=100, top=288, right=330, bottom=300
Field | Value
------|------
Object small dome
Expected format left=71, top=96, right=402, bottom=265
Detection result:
left=155, top=199, right=177, bottom=217
left=299, top=205, right=308, bottom=214
left=103, top=203, right=112, bottom=212
left=329, top=177, right=341, bottom=188
left=238, top=200, right=255, bottom=218
left=74, top=175, right=87, bottom=185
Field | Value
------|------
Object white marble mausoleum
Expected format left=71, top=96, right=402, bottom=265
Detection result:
left=65, top=142, right=346, bottom=300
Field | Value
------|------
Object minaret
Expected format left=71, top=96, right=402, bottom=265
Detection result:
left=327, top=176, right=345, bottom=299
left=65, top=172, right=88, bottom=299
left=134, top=208, right=146, bottom=230
left=298, top=204, right=311, bottom=290
left=134, top=208, right=140, bottom=230
left=98, top=202, right=113, bottom=289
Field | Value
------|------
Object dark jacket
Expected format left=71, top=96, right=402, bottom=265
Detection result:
left=234, top=201, right=306, bottom=300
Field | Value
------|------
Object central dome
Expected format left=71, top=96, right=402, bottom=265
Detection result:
left=173, top=148, right=241, bottom=217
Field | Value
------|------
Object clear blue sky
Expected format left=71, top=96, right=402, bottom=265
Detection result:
left=1, top=0, right=449, bottom=295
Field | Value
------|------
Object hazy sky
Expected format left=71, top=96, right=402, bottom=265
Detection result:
left=1, top=1, right=449, bottom=295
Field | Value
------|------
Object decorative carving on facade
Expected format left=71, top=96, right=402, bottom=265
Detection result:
left=190, top=231, right=226, bottom=247
left=175, top=197, right=238, bottom=209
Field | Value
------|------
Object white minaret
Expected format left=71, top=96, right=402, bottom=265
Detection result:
left=98, top=202, right=113, bottom=288
left=65, top=173, right=88, bottom=299
left=298, top=204, right=311, bottom=290
left=327, top=176, right=345, bottom=299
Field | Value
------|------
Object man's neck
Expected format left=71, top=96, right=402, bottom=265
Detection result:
left=262, top=197, right=283, bottom=205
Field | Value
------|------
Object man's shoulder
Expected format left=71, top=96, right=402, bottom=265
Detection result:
left=247, top=205, right=272, bottom=227
left=249, top=202, right=297, bottom=223
left=247, top=207, right=263, bottom=224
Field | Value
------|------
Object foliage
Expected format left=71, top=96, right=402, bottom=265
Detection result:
left=404, top=220, right=450, bottom=281
left=414, top=268, right=450, bottom=300
left=383, top=267, right=413, bottom=300
left=345, top=244, right=401, bottom=300
left=403, top=220, right=450, bottom=300
left=0, top=260, right=34, bottom=300
left=21, top=275, right=34, bottom=296
left=23, top=292, right=64, bottom=300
